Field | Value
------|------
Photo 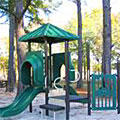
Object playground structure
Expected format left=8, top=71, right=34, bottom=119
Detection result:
left=0, top=23, right=120, bottom=120
left=0, top=23, right=85, bottom=120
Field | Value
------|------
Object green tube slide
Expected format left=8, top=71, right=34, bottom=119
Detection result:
left=20, top=51, right=44, bottom=86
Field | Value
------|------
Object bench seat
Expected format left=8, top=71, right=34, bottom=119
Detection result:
left=40, top=104, right=65, bottom=120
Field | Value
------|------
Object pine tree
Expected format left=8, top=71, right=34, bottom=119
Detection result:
left=102, top=0, right=111, bottom=74
left=6, top=0, right=16, bottom=92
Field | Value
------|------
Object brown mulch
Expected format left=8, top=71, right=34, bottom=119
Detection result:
left=76, top=88, right=87, bottom=96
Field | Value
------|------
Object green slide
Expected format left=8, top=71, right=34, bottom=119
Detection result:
left=0, top=87, right=32, bottom=113
left=0, top=51, right=45, bottom=118
left=0, top=86, right=44, bottom=117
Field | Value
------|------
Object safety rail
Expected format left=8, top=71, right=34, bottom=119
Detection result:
left=53, top=70, right=80, bottom=90
left=44, top=76, right=47, bottom=88
left=69, top=69, right=80, bottom=83
left=53, top=77, right=64, bottom=90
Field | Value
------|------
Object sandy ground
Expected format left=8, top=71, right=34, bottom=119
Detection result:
left=0, top=88, right=120, bottom=120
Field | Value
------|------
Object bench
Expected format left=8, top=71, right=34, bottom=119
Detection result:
left=39, top=104, right=65, bottom=120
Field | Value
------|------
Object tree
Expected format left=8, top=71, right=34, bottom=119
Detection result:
left=64, top=8, right=103, bottom=73
left=68, top=0, right=83, bottom=88
left=6, top=0, right=16, bottom=92
left=102, top=0, right=111, bottom=74
left=65, top=7, right=120, bottom=73
left=76, top=0, right=82, bottom=88
left=0, top=0, right=32, bottom=93
left=15, top=0, right=30, bottom=94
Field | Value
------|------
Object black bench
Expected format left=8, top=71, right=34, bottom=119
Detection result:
left=40, top=104, right=65, bottom=120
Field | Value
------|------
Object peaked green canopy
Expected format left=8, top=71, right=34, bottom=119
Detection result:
left=19, top=23, right=79, bottom=43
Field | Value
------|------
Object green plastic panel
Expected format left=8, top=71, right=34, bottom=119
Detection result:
left=0, top=86, right=44, bottom=117
left=53, top=52, right=75, bottom=82
left=20, top=51, right=44, bottom=86
left=92, top=74, right=117, bottom=110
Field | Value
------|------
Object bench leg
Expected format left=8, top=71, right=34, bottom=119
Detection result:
left=41, top=109, right=44, bottom=119
left=54, top=112, right=56, bottom=120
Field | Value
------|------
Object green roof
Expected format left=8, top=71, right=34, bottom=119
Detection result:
left=19, top=23, right=79, bottom=43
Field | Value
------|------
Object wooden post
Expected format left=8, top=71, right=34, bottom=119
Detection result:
left=117, top=59, right=120, bottom=114
left=28, top=42, right=32, bottom=113
left=86, top=43, right=91, bottom=115
left=28, top=42, right=31, bottom=52
left=45, top=39, right=49, bottom=115
left=65, top=41, right=70, bottom=120
left=49, top=43, right=52, bottom=88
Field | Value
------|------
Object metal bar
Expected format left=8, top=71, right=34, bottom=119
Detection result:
left=65, top=41, right=70, bottom=120
left=109, top=76, right=111, bottom=108
left=95, top=77, right=96, bottom=108
left=45, top=39, right=49, bottom=116
left=92, top=75, right=95, bottom=108
left=97, top=76, right=100, bottom=108
left=101, top=75, right=104, bottom=108
left=117, top=60, right=120, bottom=114
left=105, top=76, right=107, bottom=108
left=113, top=75, right=116, bottom=109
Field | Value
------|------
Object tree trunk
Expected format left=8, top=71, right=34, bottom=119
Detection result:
left=77, top=0, right=82, bottom=88
left=16, top=19, right=26, bottom=94
left=6, top=0, right=16, bottom=92
left=102, top=0, right=111, bottom=74
left=15, top=0, right=26, bottom=94
left=84, top=55, right=86, bottom=80
left=6, top=14, right=16, bottom=92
